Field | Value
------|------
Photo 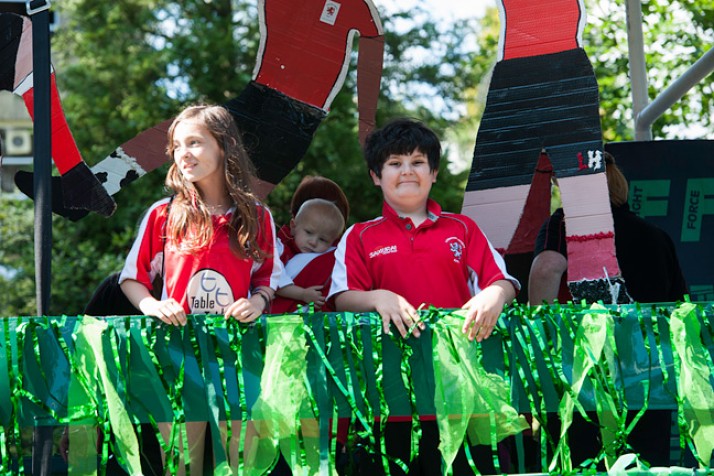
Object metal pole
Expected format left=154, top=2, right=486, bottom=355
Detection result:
left=29, top=0, right=52, bottom=317
left=625, top=0, right=650, bottom=141
left=636, top=47, right=714, bottom=140
left=29, top=1, right=55, bottom=472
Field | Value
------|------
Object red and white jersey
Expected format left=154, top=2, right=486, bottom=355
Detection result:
left=120, top=197, right=282, bottom=314
left=498, top=0, right=585, bottom=61
left=253, top=0, right=382, bottom=110
left=273, top=244, right=337, bottom=314
left=328, top=199, right=519, bottom=308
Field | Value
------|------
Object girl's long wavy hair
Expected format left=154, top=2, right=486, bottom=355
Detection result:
left=164, top=105, right=267, bottom=260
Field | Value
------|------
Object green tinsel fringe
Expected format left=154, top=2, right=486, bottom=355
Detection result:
left=0, top=302, right=712, bottom=475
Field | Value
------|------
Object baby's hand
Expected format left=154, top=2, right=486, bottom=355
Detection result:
left=302, top=285, right=325, bottom=309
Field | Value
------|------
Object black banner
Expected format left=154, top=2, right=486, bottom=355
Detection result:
left=606, top=140, right=714, bottom=301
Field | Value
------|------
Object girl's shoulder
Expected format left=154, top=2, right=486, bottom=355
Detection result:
left=139, top=196, right=173, bottom=226
left=254, top=201, right=276, bottom=221
left=148, top=196, right=173, bottom=215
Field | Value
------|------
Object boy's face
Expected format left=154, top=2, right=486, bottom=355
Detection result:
left=291, top=212, right=340, bottom=254
left=371, top=149, right=438, bottom=213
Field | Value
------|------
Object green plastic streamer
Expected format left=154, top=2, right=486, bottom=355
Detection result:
left=391, top=327, right=420, bottom=468
left=4, top=317, right=25, bottom=475
left=139, top=320, right=184, bottom=475
left=503, top=308, right=554, bottom=472
left=226, top=318, right=250, bottom=472
left=245, top=315, right=310, bottom=475
left=355, top=312, right=392, bottom=472
left=68, top=316, right=141, bottom=475
left=591, top=309, right=623, bottom=470
left=191, top=317, right=233, bottom=476
left=432, top=310, right=528, bottom=470
left=302, top=314, right=336, bottom=474
left=669, top=303, right=714, bottom=467
left=211, top=319, right=243, bottom=473
left=302, top=314, right=377, bottom=468
left=2, top=304, right=714, bottom=474
left=0, top=319, right=9, bottom=473
left=551, top=303, right=615, bottom=472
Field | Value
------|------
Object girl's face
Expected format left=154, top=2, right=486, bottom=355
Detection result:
left=172, top=120, right=225, bottom=192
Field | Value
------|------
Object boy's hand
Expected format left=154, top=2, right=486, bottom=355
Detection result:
left=373, top=290, right=424, bottom=338
left=141, top=298, right=187, bottom=326
left=225, top=297, right=263, bottom=323
left=461, top=280, right=516, bottom=342
left=302, top=285, right=325, bottom=309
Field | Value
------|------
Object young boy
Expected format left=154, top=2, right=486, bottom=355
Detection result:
left=327, top=117, right=520, bottom=474
left=273, top=198, right=346, bottom=313
left=328, top=117, right=519, bottom=341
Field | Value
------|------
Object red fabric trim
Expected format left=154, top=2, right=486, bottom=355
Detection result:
left=566, top=231, right=615, bottom=243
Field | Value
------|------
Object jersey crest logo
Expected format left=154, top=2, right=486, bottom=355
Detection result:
left=320, top=1, right=341, bottom=25
left=445, top=237, right=465, bottom=263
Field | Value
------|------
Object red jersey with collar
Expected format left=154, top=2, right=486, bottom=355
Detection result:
left=120, top=197, right=282, bottom=314
left=253, top=0, right=382, bottom=110
left=328, top=199, right=519, bottom=308
left=499, top=0, right=584, bottom=60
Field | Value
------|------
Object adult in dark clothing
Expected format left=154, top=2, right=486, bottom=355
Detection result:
left=530, top=205, right=688, bottom=304
left=528, top=152, right=688, bottom=469
left=529, top=152, right=688, bottom=304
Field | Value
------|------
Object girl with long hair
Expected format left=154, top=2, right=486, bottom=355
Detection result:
left=119, top=104, right=282, bottom=473
left=120, top=104, right=281, bottom=323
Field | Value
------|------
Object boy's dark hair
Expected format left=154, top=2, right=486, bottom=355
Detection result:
left=364, top=118, right=441, bottom=178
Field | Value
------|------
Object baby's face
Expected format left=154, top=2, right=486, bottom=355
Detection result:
left=291, top=214, right=339, bottom=254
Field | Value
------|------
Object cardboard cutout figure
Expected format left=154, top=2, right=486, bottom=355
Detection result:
left=461, top=0, right=630, bottom=303
left=1, top=12, right=116, bottom=217
left=17, top=0, right=384, bottom=219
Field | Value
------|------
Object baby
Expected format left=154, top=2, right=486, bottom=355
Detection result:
left=273, top=198, right=346, bottom=312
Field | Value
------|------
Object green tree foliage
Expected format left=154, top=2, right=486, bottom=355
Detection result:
left=584, top=0, right=714, bottom=141
left=462, top=1, right=714, bottom=143
left=1, top=1, right=474, bottom=315
left=3, top=0, right=713, bottom=315
left=0, top=197, right=128, bottom=316
left=0, top=198, right=36, bottom=316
